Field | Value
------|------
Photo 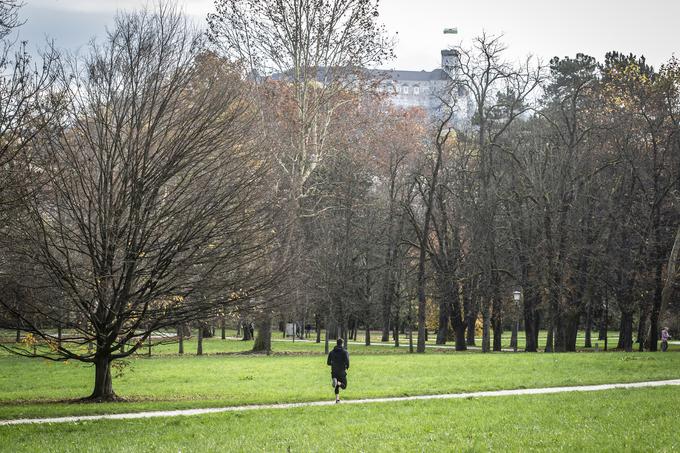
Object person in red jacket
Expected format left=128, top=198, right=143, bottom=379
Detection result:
left=326, top=338, right=350, bottom=403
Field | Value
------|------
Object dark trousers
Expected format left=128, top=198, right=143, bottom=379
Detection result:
left=332, top=372, right=347, bottom=394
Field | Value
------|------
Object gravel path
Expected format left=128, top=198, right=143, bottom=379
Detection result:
left=2, top=379, right=679, bottom=426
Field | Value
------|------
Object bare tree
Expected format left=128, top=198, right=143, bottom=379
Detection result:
left=208, top=0, right=393, bottom=349
left=0, top=18, right=59, bottom=215
left=407, top=105, right=455, bottom=353
left=208, top=0, right=392, bottom=198
left=453, top=34, right=542, bottom=351
left=0, top=5, right=278, bottom=400
left=0, top=0, right=23, bottom=39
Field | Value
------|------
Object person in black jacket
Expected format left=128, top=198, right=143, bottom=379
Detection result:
left=327, top=338, right=349, bottom=403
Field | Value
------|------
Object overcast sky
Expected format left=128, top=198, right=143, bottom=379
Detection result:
left=15, top=0, right=680, bottom=70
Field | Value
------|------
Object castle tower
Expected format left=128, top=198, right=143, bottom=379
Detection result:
left=441, top=49, right=460, bottom=75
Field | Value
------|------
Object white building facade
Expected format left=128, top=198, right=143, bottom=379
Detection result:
left=372, top=49, right=473, bottom=123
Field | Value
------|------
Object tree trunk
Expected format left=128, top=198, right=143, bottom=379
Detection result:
left=603, top=296, right=609, bottom=351
left=324, top=317, right=330, bottom=354
left=564, top=311, right=579, bottom=352
left=416, top=276, right=427, bottom=354
left=393, top=313, right=400, bottom=347
left=492, top=296, right=503, bottom=352
left=453, top=321, right=466, bottom=351
left=90, top=355, right=115, bottom=400
left=241, top=321, right=253, bottom=341
left=636, top=309, right=646, bottom=352
left=178, top=325, right=184, bottom=354
left=450, top=314, right=467, bottom=352
left=533, top=310, right=541, bottom=349
left=482, top=299, right=491, bottom=353
left=415, top=137, right=444, bottom=353
left=444, top=284, right=467, bottom=351
left=648, top=280, right=661, bottom=352
left=598, top=305, right=607, bottom=341
left=617, top=316, right=626, bottom=349
left=464, top=282, right=477, bottom=346
left=341, top=319, right=349, bottom=350
left=252, top=312, right=272, bottom=354
left=365, top=323, right=371, bottom=346
left=466, top=315, right=476, bottom=346
left=197, top=324, right=203, bottom=355
left=553, top=308, right=566, bottom=352
left=327, top=320, right=337, bottom=340
left=315, top=315, right=321, bottom=344
left=619, top=311, right=634, bottom=352
left=584, top=301, right=592, bottom=348
left=510, top=320, right=517, bottom=350
left=15, top=327, right=20, bottom=343
left=436, top=299, right=449, bottom=345
left=545, top=323, right=554, bottom=353
left=524, top=291, right=537, bottom=352
left=221, top=317, right=226, bottom=340
left=381, top=303, right=391, bottom=342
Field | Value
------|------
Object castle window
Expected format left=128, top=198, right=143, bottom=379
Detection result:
left=403, top=86, right=409, bottom=94
left=414, top=86, right=420, bottom=95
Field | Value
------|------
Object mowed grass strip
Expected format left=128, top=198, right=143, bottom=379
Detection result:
left=1, top=352, right=679, bottom=420
left=1, top=386, right=678, bottom=452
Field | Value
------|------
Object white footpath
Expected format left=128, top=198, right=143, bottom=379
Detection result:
left=2, top=379, right=679, bottom=426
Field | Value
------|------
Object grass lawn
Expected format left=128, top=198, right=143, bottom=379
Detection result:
left=1, top=349, right=679, bottom=420
left=1, top=386, right=678, bottom=452
left=6, top=328, right=675, bottom=357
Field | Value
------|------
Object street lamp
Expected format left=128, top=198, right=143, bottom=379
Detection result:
left=512, top=290, right=522, bottom=352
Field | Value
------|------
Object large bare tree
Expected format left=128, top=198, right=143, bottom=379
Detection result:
left=0, top=5, right=278, bottom=400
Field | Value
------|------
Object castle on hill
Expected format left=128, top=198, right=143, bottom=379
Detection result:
left=270, top=49, right=472, bottom=121
left=372, top=50, right=458, bottom=110
left=371, top=49, right=473, bottom=122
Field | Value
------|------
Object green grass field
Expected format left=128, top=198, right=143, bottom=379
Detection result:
left=1, top=387, right=679, bottom=452
left=1, top=332, right=679, bottom=452
left=1, top=344, right=679, bottom=419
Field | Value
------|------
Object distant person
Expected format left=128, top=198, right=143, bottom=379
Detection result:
left=327, top=338, right=349, bottom=403
left=661, top=327, right=670, bottom=352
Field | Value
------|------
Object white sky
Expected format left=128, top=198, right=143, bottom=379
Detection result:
left=15, top=0, right=680, bottom=70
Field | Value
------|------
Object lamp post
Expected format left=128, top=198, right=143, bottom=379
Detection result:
left=512, top=290, right=522, bottom=352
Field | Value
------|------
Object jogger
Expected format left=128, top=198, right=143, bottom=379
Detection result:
left=327, top=338, right=350, bottom=403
